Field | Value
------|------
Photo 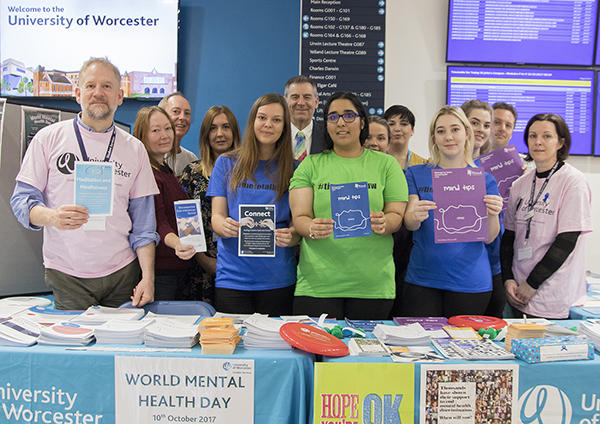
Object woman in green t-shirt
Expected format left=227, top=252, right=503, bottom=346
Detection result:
left=289, top=92, right=408, bottom=319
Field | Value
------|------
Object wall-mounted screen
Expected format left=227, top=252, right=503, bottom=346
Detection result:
left=447, top=0, right=597, bottom=65
left=0, top=0, right=178, bottom=98
left=447, top=66, right=594, bottom=155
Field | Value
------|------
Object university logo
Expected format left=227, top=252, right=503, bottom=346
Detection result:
left=56, top=152, right=79, bottom=175
left=519, top=385, right=572, bottom=424
left=222, top=362, right=232, bottom=371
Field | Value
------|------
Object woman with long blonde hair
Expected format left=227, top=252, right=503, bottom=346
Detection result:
left=402, top=105, right=503, bottom=317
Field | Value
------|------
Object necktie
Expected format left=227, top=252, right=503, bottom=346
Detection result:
left=294, top=131, right=307, bottom=162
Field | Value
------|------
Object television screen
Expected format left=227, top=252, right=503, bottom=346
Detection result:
left=447, top=66, right=594, bottom=155
left=595, top=72, right=600, bottom=156
left=0, top=0, right=178, bottom=98
left=447, top=0, right=597, bottom=65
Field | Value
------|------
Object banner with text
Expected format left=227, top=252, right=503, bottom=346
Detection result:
left=314, top=362, right=414, bottom=424
left=114, top=356, right=254, bottom=424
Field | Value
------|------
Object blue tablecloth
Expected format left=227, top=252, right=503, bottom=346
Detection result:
left=321, top=320, right=600, bottom=424
left=0, top=343, right=314, bottom=424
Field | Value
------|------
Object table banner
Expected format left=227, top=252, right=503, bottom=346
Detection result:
left=314, top=362, right=414, bottom=424
left=420, top=364, right=518, bottom=424
left=114, top=356, right=254, bottom=424
left=517, top=359, right=600, bottom=424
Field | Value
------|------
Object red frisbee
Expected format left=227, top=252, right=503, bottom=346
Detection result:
left=448, top=315, right=507, bottom=330
left=279, top=323, right=349, bottom=357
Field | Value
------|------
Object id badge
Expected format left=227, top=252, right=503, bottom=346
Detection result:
left=524, top=209, right=534, bottom=220
left=517, top=246, right=533, bottom=261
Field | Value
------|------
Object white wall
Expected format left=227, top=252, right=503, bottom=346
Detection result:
left=385, top=0, right=599, bottom=271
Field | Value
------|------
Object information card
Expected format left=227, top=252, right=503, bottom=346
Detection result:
left=432, top=168, right=487, bottom=243
left=330, top=181, right=371, bottom=239
left=238, top=205, right=275, bottom=257
left=74, top=161, right=114, bottom=216
left=174, top=199, right=207, bottom=253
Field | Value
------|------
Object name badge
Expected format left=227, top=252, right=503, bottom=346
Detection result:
left=524, top=209, right=534, bottom=220
left=517, top=246, right=533, bottom=261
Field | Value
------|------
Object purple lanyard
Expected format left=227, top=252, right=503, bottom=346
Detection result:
left=73, top=118, right=116, bottom=162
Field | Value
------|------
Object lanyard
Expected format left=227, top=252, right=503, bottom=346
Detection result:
left=73, top=118, right=116, bottom=162
left=524, top=161, right=559, bottom=239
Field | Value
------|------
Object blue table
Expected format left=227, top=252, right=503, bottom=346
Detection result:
left=0, top=343, right=314, bottom=424
left=320, top=320, right=600, bottom=424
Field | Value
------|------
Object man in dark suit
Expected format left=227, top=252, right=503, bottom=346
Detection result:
left=284, top=75, right=326, bottom=161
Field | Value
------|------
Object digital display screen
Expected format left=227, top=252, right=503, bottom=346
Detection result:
left=447, top=0, right=597, bottom=65
left=0, top=0, right=178, bottom=98
left=447, top=66, right=594, bottom=155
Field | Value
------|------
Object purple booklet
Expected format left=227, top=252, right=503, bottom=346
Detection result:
left=393, top=317, right=449, bottom=331
left=478, top=145, right=523, bottom=213
left=432, top=167, right=487, bottom=243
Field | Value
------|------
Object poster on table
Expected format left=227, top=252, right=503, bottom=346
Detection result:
left=432, top=167, right=487, bottom=243
left=330, top=182, right=371, bottom=239
left=238, top=204, right=275, bottom=257
left=20, top=106, right=60, bottom=159
left=314, top=363, right=414, bottom=423
left=175, top=199, right=207, bottom=253
left=420, top=364, right=518, bottom=424
left=114, top=356, right=254, bottom=424
left=478, top=145, right=523, bottom=213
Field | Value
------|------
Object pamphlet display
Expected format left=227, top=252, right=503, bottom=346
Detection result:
left=478, top=145, right=523, bottom=212
left=238, top=204, right=275, bottom=257
left=432, top=167, right=487, bottom=243
left=329, top=182, right=371, bottom=239
left=174, top=199, right=207, bottom=253
left=420, top=364, right=518, bottom=424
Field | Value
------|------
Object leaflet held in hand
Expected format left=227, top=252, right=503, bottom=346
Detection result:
left=174, top=199, right=207, bottom=253
left=478, top=144, right=523, bottom=213
left=432, top=167, right=487, bottom=243
left=330, top=181, right=371, bottom=239
left=74, top=161, right=114, bottom=215
left=238, top=204, right=276, bottom=257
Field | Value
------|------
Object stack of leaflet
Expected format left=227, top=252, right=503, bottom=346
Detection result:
left=18, top=306, right=82, bottom=327
left=348, top=338, right=389, bottom=356
left=243, top=315, right=291, bottom=350
left=198, top=318, right=241, bottom=354
left=71, top=306, right=144, bottom=325
left=0, top=297, right=50, bottom=319
left=94, top=320, right=153, bottom=345
left=579, top=320, right=600, bottom=351
left=0, top=317, right=41, bottom=346
left=141, top=312, right=201, bottom=326
left=38, top=322, right=95, bottom=346
left=373, top=323, right=430, bottom=346
left=144, top=320, right=199, bottom=348
left=505, top=323, right=546, bottom=350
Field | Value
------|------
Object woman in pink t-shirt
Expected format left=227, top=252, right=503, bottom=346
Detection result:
left=501, top=113, right=592, bottom=318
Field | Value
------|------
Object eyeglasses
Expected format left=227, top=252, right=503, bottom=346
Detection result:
left=327, top=112, right=360, bottom=123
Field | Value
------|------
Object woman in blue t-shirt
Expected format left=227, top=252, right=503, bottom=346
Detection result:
left=206, top=94, right=299, bottom=315
left=402, top=105, right=503, bottom=317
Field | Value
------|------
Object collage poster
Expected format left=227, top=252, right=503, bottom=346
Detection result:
left=420, top=364, right=518, bottom=424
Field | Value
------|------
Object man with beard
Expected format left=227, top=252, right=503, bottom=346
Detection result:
left=159, top=92, right=198, bottom=176
left=10, top=58, right=159, bottom=310
left=284, top=75, right=326, bottom=161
